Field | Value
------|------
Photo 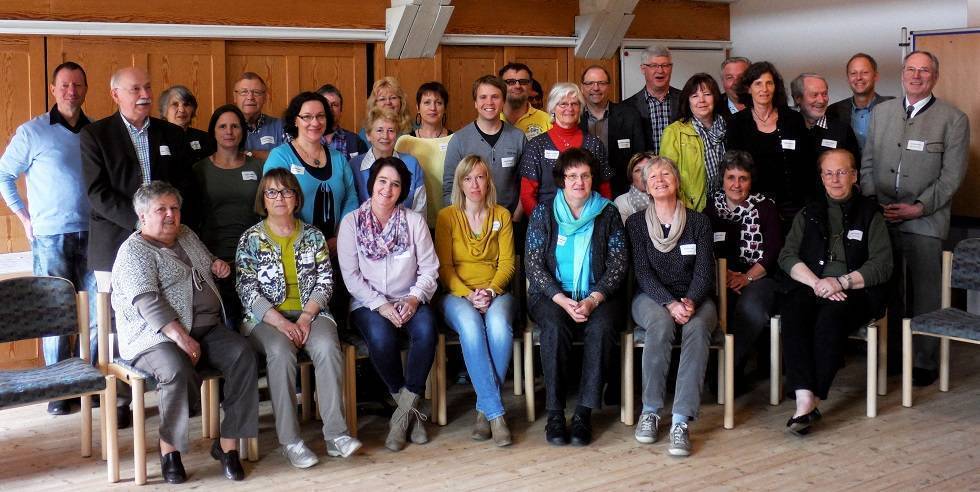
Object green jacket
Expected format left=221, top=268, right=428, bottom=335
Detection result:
left=660, top=120, right=707, bottom=212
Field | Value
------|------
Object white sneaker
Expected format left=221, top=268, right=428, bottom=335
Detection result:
left=326, top=435, right=362, bottom=458
left=283, top=440, right=319, bottom=468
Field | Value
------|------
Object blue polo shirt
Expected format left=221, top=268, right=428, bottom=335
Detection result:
left=0, top=105, right=91, bottom=236
left=244, top=113, right=286, bottom=152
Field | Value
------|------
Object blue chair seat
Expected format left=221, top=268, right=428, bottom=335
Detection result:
left=911, top=308, right=980, bottom=341
left=0, top=358, right=106, bottom=409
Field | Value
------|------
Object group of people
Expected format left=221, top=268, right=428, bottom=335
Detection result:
left=0, top=40, right=967, bottom=481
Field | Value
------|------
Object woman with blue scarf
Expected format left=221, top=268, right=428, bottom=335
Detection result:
left=525, top=147, right=628, bottom=447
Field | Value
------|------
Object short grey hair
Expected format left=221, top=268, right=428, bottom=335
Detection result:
left=641, top=156, right=683, bottom=200
left=133, top=181, right=183, bottom=215
left=721, top=56, right=751, bottom=71
left=904, top=50, right=939, bottom=75
left=158, top=85, right=198, bottom=120
left=545, top=82, right=586, bottom=115
left=790, top=73, right=827, bottom=102
left=642, top=44, right=671, bottom=63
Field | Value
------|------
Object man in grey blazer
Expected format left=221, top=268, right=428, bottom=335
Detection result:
left=860, top=50, right=970, bottom=386
left=622, top=44, right=680, bottom=154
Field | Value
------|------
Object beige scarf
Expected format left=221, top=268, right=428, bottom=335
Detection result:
left=645, top=201, right=687, bottom=253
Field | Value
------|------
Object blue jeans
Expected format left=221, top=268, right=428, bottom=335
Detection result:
left=439, top=293, right=516, bottom=419
left=31, top=232, right=97, bottom=366
left=351, top=304, right=436, bottom=396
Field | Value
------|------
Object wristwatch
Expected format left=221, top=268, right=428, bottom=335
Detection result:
left=746, top=275, right=755, bottom=283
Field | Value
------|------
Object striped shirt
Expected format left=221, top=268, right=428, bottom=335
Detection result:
left=120, top=113, right=151, bottom=185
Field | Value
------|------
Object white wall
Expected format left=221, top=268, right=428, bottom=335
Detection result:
left=730, top=0, right=968, bottom=104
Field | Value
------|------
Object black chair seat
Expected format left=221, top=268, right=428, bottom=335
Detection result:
left=0, top=358, right=105, bottom=409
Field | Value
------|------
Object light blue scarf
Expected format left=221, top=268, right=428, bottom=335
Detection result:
left=553, top=190, right=609, bottom=300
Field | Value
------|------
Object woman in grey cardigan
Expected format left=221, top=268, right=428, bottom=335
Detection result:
left=111, top=181, right=257, bottom=484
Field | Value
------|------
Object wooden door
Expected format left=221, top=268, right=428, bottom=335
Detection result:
left=440, top=46, right=505, bottom=131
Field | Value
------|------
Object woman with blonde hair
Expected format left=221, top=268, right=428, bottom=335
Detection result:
left=360, top=76, right=413, bottom=143
left=435, top=154, right=516, bottom=446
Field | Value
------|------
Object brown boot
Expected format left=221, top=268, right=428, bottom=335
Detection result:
left=385, top=388, right=420, bottom=452
left=471, top=411, right=491, bottom=441
left=489, top=416, right=512, bottom=447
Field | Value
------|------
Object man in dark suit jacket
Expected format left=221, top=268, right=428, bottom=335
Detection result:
left=826, top=53, right=894, bottom=151
left=579, top=65, right=648, bottom=196
left=791, top=73, right=861, bottom=163
left=80, top=67, right=193, bottom=284
left=622, top=44, right=681, bottom=154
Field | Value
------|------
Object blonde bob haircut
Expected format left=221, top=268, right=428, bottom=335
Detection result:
left=450, top=155, right=498, bottom=211
left=641, top=155, right=683, bottom=200
left=366, top=76, right=413, bottom=134
left=363, top=107, right=401, bottom=138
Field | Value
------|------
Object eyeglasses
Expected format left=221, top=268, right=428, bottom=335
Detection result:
left=376, top=96, right=401, bottom=104
left=556, top=101, right=581, bottom=110
left=297, top=113, right=327, bottom=123
left=582, top=81, right=610, bottom=88
left=903, top=66, right=933, bottom=76
left=564, top=173, right=593, bottom=182
left=641, top=63, right=673, bottom=71
left=504, top=78, right=531, bottom=86
left=821, top=169, right=856, bottom=179
left=235, top=89, right=267, bottom=97
left=264, top=188, right=297, bottom=199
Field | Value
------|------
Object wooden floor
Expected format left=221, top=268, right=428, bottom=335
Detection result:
left=3, top=343, right=980, bottom=491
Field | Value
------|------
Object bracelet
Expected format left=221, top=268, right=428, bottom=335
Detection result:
left=746, top=275, right=755, bottom=283
left=588, top=293, right=602, bottom=306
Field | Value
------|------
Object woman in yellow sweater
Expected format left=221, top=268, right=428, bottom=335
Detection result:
left=435, top=155, right=516, bottom=447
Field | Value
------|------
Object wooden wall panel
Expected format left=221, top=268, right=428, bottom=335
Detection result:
left=503, top=46, right=570, bottom=107
left=446, top=0, right=578, bottom=37
left=440, top=46, right=505, bottom=132
left=374, top=44, right=444, bottom=131
left=628, top=0, right=730, bottom=40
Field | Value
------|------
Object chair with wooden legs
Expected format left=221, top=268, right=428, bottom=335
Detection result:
left=0, top=277, right=119, bottom=483
left=769, top=313, right=888, bottom=417
left=620, top=259, right=734, bottom=429
left=903, top=240, right=980, bottom=407
left=96, top=292, right=256, bottom=485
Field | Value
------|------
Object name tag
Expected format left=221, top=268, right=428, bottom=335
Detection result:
left=501, top=157, right=515, bottom=168
left=439, top=142, right=449, bottom=152
left=544, top=149, right=560, bottom=160
left=907, top=140, right=925, bottom=151
left=713, top=232, right=726, bottom=242
left=617, top=139, right=631, bottom=149
left=300, top=252, right=314, bottom=264
left=241, top=171, right=257, bottom=181
left=680, top=243, right=697, bottom=255
left=159, top=145, right=171, bottom=156
left=348, top=152, right=359, bottom=158
left=780, top=139, right=796, bottom=150
left=821, top=139, right=837, bottom=149
left=492, top=220, right=501, bottom=232
left=847, top=229, right=864, bottom=241
left=190, top=140, right=201, bottom=150
left=290, top=164, right=305, bottom=175
left=260, top=135, right=275, bottom=146
left=394, top=250, right=412, bottom=259
left=556, top=234, right=567, bottom=246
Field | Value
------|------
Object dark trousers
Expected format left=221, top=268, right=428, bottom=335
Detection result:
left=528, top=293, right=619, bottom=412
left=729, top=277, right=779, bottom=368
left=780, top=287, right=872, bottom=400
left=351, top=305, right=436, bottom=396
left=887, top=228, right=943, bottom=370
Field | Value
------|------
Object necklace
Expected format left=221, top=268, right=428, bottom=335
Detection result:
left=295, top=143, right=323, bottom=167
left=752, top=106, right=773, bottom=123
left=418, top=127, right=446, bottom=139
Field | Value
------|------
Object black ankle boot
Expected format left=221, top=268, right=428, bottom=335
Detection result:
left=160, top=450, right=187, bottom=484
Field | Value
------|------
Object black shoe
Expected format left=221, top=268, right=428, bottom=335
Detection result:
left=160, top=451, right=187, bottom=484
left=569, top=414, right=592, bottom=446
left=545, top=413, right=568, bottom=446
left=116, top=406, right=133, bottom=430
left=912, top=367, right=938, bottom=387
left=210, top=439, right=245, bottom=481
left=786, top=408, right=822, bottom=437
left=48, top=400, right=72, bottom=415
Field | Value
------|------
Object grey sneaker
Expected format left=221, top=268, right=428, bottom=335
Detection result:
left=635, top=412, right=660, bottom=444
left=667, top=422, right=691, bottom=457
left=283, top=440, right=319, bottom=468
left=326, top=435, right=362, bottom=458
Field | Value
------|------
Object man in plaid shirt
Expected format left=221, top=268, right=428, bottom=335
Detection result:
left=623, top=44, right=681, bottom=154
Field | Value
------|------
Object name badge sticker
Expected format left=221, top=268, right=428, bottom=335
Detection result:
left=290, top=164, right=305, bottom=175
left=907, top=140, right=925, bottom=151
left=301, top=252, right=314, bottom=264
left=847, top=229, right=864, bottom=241
left=260, top=135, right=275, bottom=146
left=241, top=171, right=257, bottom=181
left=159, top=145, right=171, bottom=156
left=544, top=149, right=560, bottom=160
left=439, top=142, right=449, bottom=152
left=348, top=152, right=359, bottom=158
left=556, top=235, right=567, bottom=246
left=501, top=157, right=515, bottom=168
left=617, top=139, right=631, bottom=149
left=190, top=140, right=201, bottom=150
left=394, top=250, right=412, bottom=259
left=713, top=232, right=726, bottom=242
left=780, top=139, right=796, bottom=150
left=680, top=243, right=697, bottom=255
left=492, top=220, right=501, bottom=232
left=821, top=139, right=837, bottom=149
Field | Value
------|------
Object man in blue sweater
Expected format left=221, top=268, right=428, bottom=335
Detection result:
left=0, top=62, right=97, bottom=416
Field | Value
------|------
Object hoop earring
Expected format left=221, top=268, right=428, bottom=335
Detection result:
left=415, top=113, right=422, bottom=126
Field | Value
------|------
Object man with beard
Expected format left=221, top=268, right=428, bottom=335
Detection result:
left=498, top=63, right=551, bottom=140
left=828, top=53, right=893, bottom=151
left=791, top=73, right=860, bottom=163
left=579, top=65, right=647, bottom=195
